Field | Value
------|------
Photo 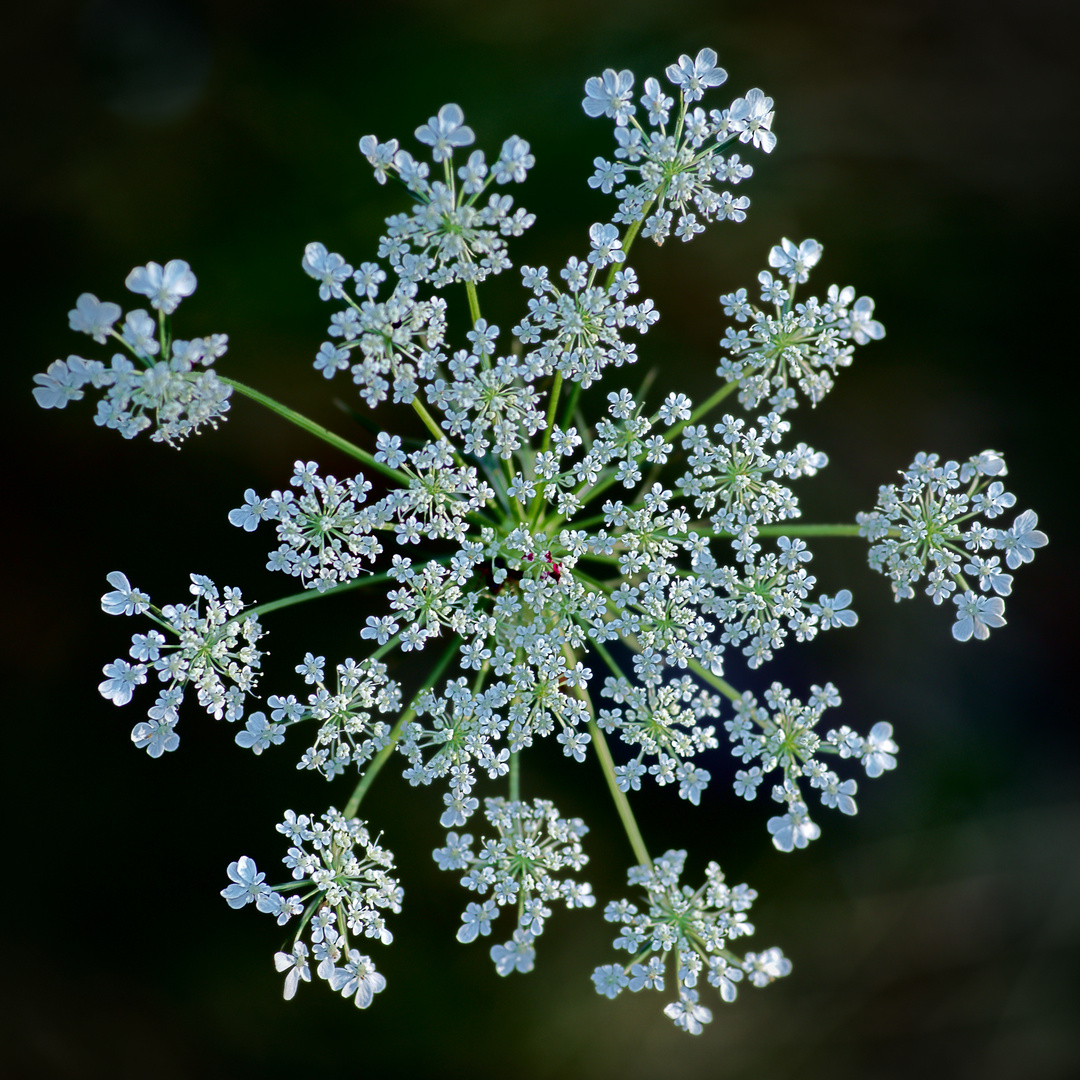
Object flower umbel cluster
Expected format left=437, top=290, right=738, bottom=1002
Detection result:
left=725, top=681, right=898, bottom=851
left=98, top=571, right=263, bottom=755
left=358, top=103, right=535, bottom=286
left=222, top=808, right=401, bottom=1007
left=857, top=450, right=1047, bottom=640
left=230, top=461, right=381, bottom=591
left=435, top=797, right=594, bottom=973
left=585, top=48, right=775, bottom=244
left=593, top=849, right=790, bottom=1034
left=234, top=653, right=401, bottom=780
left=717, top=239, right=884, bottom=412
left=38, top=48, right=1046, bottom=1036
left=33, top=260, right=231, bottom=444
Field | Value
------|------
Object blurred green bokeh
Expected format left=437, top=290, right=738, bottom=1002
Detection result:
left=3, top=2, right=1076, bottom=1077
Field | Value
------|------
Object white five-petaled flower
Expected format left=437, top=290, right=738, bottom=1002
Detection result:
left=358, top=134, right=400, bottom=183
left=664, top=989, right=713, bottom=1035
left=31, top=357, right=94, bottom=410
left=302, top=242, right=354, bottom=301
left=221, top=855, right=272, bottom=909
left=582, top=68, right=636, bottom=125
left=495, top=135, right=535, bottom=183
left=811, top=590, right=858, bottom=629
left=124, top=259, right=197, bottom=314
left=766, top=805, right=821, bottom=852
left=640, top=77, right=674, bottom=125
left=100, top=571, right=151, bottom=617
left=999, top=509, right=1048, bottom=569
left=768, top=238, right=823, bottom=283
left=98, top=658, right=147, bottom=706
left=415, top=103, right=475, bottom=162
left=274, top=943, right=311, bottom=1000
left=860, top=722, right=898, bottom=777
left=587, top=222, right=625, bottom=267
left=665, top=47, right=728, bottom=102
left=131, top=709, right=180, bottom=758
left=490, top=928, right=536, bottom=975
left=68, top=293, right=122, bottom=343
left=729, top=89, right=777, bottom=153
left=330, top=949, right=387, bottom=1008
left=952, top=590, right=1007, bottom=641
left=847, top=296, right=885, bottom=344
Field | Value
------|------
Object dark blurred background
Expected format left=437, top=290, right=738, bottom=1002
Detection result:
left=2, top=1, right=1077, bottom=1077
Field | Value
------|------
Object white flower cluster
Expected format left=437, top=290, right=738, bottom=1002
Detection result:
left=857, top=450, right=1047, bottom=640
left=98, top=571, right=263, bottom=755
left=598, top=674, right=720, bottom=804
left=230, top=461, right=382, bottom=591
left=304, top=243, right=448, bottom=407
left=717, top=239, right=885, bottom=412
left=725, top=682, right=898, bottom=851
left=356, top=102, right=535, bottom=287
left=434, top=797, right=594, bottom=973
left=221, top=808, right=400, bottom=1007
left=584, top=48, right=775, bottom=244
left=592, top=849, right=790, bottom=1035
left=38, top=46, right=1047, bottom=1036
left=33, top=260, right=231, bottom=444
left=510, top=255, right=658, bottom=390
left=689, top=537, right=857, bottom=669
left=677, top=410, right=826, bottom=529
left=233, top=449, right=495, bottom=596
left=234, top=654, right=401, bottom=780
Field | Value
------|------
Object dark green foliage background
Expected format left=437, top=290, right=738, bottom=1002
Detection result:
left=3, top=1, right=1076, bottom=1077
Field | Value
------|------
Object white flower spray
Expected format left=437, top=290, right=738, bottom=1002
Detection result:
left=35, top=46, right=1045, bottom=1032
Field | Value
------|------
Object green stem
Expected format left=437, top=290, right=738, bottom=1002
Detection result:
left=249, top=571, right=399, bottom=618
left=342, top=634, right=461, bottom=818
left=465, top=280, right=482, bottom=327
left=410, top=397, right=446, bottom=444
left=562, top=644, right=650, bottom=868
left=685, top=657, right=742, bottom=705
left=574, top=551, right=623, bottom=568
left=615, top=215, right=646, bottom=268
left=699, top=523, right=870, bottom=539
left=509, top=750, right=521, bottom=802
left=540, top=371, right=563, bottom=455
left=571, top=469, right=620, bottom=514
left=587, top=635, right=622, bottom=676
left=588, top=717, right=651, bottom=869
left=464, top=281, right=491, bottom=372
left=754, top=523, right=864, bottom=537
left=220, top=377, right=408, bottom=486
left=604, top=202, right=652, bottom=290
left=559, top=380, right=582, bottom=435
left=369, top=634, right=405, bottom=662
